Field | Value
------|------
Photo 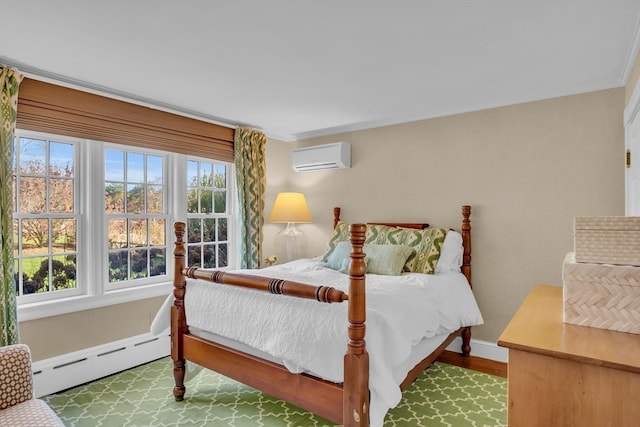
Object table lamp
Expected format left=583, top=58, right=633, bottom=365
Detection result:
left=269, top=192, right=312, bottom=262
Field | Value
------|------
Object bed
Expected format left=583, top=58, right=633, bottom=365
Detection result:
left=157, top=205, right=482, bottom=426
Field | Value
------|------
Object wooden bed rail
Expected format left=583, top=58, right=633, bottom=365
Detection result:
left=182, top=268, right=348, bottom=303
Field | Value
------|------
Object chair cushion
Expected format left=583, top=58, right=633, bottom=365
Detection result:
left=0, top=398, right=65, bottom=426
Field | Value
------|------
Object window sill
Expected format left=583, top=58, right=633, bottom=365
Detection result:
left=17, top=281, right=173, bottom=322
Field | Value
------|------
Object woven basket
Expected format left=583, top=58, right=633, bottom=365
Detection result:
left=563, top=252, right=640, bottom=334
left=574, top=216, right=640, bottom=266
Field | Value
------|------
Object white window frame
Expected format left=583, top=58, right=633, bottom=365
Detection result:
left=13, top=131, right=83, bottom=304
left=16, top=131, right=237, bottom=321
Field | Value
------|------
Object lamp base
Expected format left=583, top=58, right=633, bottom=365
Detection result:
left=275, top=223, right=308, bottom=262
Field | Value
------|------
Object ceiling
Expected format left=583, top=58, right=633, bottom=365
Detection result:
left=2, top=1, right=640, bottom=142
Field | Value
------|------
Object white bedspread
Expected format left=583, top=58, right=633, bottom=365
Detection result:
left=151, top=258, right=483, bottom=426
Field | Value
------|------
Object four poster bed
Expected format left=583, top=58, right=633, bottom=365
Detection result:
left=158, top=205, right=482, bottom=427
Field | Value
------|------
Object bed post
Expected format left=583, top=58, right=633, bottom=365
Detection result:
left=333, top=207, right=341, bottom=229
left=343, top=223, right=369, bottom=427
left=172, top=222, right=188, bottom=401
left=460, top=205, right=472, bottom=356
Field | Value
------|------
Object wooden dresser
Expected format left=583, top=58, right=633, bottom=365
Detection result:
left=498, top=284, right=640, bottom=427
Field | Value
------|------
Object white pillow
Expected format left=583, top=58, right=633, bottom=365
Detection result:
left=435, top=230, right=463, bottom=273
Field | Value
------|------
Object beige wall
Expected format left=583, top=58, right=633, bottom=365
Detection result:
left=264, top=88, right=625, bottom=343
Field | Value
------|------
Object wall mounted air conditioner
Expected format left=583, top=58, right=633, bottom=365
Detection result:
left=291, top=142, right=351, bottom=172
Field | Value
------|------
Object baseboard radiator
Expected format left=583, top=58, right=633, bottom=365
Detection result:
left=32, top=332, right=171, bottom=398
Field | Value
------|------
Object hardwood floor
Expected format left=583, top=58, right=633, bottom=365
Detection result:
left=437, top=350, right=507, bottom=378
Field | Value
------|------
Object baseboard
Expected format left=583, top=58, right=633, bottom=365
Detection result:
left=446, top=336, right=508, bottom=363
left=32, top=332, right=170, bottom=398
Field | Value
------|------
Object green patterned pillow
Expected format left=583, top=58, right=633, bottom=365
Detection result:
left=323, top=222, right=400, bottom=261
left=365, top=224, right=448, bottom=274
left=325, top=242, right=413, bottom=276
left=321, top=222, right=351, bottom=261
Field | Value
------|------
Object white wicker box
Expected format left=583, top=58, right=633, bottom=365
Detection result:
left=563, top=252, right=640, bottom=334
left=574, top=216, right=640, bottom=266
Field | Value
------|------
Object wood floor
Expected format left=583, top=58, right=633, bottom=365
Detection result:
left=437, top=350, right=507, bottom=378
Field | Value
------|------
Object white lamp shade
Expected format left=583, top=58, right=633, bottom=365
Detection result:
left=269, top=192, right=312, bottom=223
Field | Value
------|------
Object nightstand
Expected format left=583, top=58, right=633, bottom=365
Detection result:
left=498, top=284, right=640, bottom=427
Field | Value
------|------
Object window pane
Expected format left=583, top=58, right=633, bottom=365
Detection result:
left=187, top=188, right=198, bottom=213
left=200, top=163, right=212, bottom=187
left=150, top=219, right=165, bottom=246
left=130, top=249, right=148, bottom=279
left=23, top=256, right=49, bottom=294
left=187, top=160, right=198, bottom=186
left=22, top=218, right=49, bottom=254
left=52, top=219, right=76, bottom=252
left=105, top=150, right=124, bottom=181
left=52, top=255, right=76, bottom=291
left=108, top=219, right=127, bottom=249
left=214, top=190, right=226, bottom=213
left=49, top=142, right=74, bottom=177
left=129, top=219, right=148, bottom=247
left=127, top=184, right=145, bottom=213
left=147, top=185, right=163, bottom=213
left=49, top=178, right=74, bottom=212
left=105, top=182, right=125, bottom=213
left=203, top=219, right=215, bottom=242
left=147, top=155, right=163, bottom=184
left=218, top=218, right=227, bottom=241
left=19, top=177, right=46, bottom=213
left=150, top=248, right=166, bottom=276
left=187, top=245, right=201, bottom=267
left=19, top=138, right=46, bottom=175
left=218, top=243, right=228, bottom=268
left=108, top=250, right=128, bottom=282
left=203, top=244, right=216, bottom=268
left=200, top=189, right=212, bottom=213
left=127, top=152, right=144, bottom=182
left=214, top=164, right=226, bottom=188
left=188, top=219, right=201, bottom=243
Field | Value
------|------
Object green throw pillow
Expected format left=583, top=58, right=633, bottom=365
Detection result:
left=364, top=244, right=414, bottom=276
left=325, top=242, right=413, bottom=276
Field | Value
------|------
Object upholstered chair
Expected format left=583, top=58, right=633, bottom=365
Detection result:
left=0, top=344, right=64, bottom=426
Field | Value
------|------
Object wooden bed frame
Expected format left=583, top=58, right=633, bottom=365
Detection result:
left=171, top=205, right=473, bottom=427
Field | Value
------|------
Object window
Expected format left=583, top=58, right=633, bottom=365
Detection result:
left=186, top=159, right=230, bottom=269
left=12, top=135, right=79, bottom=302
left=105, top=149, right=167, bottom=287
left=13, top=130, right=235, bottom=311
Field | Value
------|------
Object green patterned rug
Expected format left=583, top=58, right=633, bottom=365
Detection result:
left=43, top=358, right=506, bottom=427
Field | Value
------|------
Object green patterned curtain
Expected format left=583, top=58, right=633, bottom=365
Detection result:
left=234, top=127, right=266, bottom=269
left=0, top=66, right=23, bottom=346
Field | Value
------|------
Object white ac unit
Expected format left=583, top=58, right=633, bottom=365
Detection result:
left=291, top=142, right=351, bottom=172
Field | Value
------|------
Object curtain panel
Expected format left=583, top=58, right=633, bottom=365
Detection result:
left=0, top=66, right=24, bottom=346
left=234, top=128, right=266, bottom=269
